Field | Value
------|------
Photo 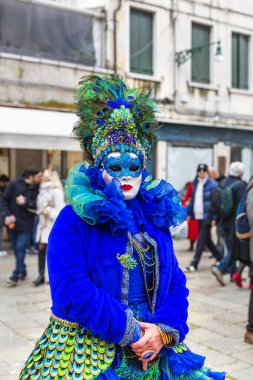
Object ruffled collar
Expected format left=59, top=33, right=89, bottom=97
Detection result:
left=65, top=162, right=187, bottom=236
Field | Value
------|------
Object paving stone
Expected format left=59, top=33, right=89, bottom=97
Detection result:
left=0, top=323, right=14, bottom=337
left=0, top=335, right=29, bottom=353
left=214, top=309, right=247, bottom=324
left=191, top=317, right=244, bottom=338
left=231, top=346, right=253, bottom=365
left=187, top=327, right=222, bottom=343
left=3, top=317, right=40, bottom=331
left=232, top=366, right=253, bottom=380
left=204, top=336, right=250, bottom=355
left=18, top=326, right=45, bottom=341
left=3, top=343, right=33, bottom=366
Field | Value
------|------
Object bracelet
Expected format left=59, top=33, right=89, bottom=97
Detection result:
left=156, top=325, right=174, bottom=346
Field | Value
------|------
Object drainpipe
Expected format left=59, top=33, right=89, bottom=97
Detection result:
left=113, top=0, right=122, bottom=74
left=171, top=0, right=178, bottom=105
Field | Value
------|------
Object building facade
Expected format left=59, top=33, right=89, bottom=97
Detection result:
left=0, top=0, right=253, bottom=189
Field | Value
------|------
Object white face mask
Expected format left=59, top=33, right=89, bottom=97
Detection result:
left=102, top=152, right=142, bottom=200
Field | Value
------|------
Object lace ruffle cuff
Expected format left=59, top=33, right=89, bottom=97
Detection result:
left=119, top=309, right=142, bottom=347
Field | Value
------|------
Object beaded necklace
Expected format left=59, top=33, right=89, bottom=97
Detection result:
left=132, top=236, right=156, bottom=310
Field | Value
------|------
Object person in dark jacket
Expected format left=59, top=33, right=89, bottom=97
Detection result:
left=211, top=162, right=246, bottom=286
left=2, top=167, right=42, bottom=286
left=0, top=174, right=9, bottom=256
left=185, top=163, right=222, bottom=272
left=245, top=177, right=253, bottom=344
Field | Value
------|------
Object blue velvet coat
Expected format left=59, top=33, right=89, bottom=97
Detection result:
left=47, top=205, right=189, bottom=345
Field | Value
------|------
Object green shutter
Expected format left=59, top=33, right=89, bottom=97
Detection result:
left=130, top=9, right=153, bottom=75
left=191, top=23, right=210, bottom=84
left=232, top=32, right=249, bottom=89
left=239, top=34, right=248, bottom=90
left=232, top=33, right=238, bottom=88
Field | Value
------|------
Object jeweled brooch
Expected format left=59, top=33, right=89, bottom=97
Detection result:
left=117, top=253, right=138, bottom=270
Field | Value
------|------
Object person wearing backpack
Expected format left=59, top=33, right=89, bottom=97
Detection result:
left=232, top=178, right=253, bottom=288
left=246, top=176, right=253, bottom=290
left=185, top=163, right=222, bottom=272
left=211, top=162, right=246, bottom=286
left=244, top=176, right=253, bottom=344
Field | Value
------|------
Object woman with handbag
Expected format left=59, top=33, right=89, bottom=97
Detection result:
left=33, top=169, right=65, bottom=286
left=19, top=76, right=225, bottom=379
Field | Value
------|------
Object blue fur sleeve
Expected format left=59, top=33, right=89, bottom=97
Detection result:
left=47, top=206, right=129, bottom=344
left=153, top=231, right=189, bottom=342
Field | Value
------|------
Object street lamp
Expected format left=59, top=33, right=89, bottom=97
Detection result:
left=175, top=40, right=223, bottom=66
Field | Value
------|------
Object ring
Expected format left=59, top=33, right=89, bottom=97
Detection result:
left=142, top=351, right=154, bottom=360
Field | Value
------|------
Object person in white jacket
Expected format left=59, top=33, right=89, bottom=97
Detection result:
left=33, top=169, right=65, bottom=286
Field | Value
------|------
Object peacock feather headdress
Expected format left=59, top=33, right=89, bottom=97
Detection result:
left=73, top=75, right=158, bottom=167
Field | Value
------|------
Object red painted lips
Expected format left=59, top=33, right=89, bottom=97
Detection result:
left=121, top=184, right=133, bottom=191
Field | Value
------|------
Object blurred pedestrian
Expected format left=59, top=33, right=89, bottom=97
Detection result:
left=211, top=162, right=246, bottom=286
left=2, top=167, right=42, bottom=286
left=182, top=180, right=199, bottom=251
left=231, top=176, right=253, bottom=288
left=185, top=163, right=222, bottom=272
left=243, top=175, right=253, bottom=344
left=0, top=174, right=9, bottom=257
left=208, top=167, right=226, bottom=183
left=33, top=169, right=65, bottom=286
left=208, top=167, right=226, bottom=258
left=246, top=176, right=253, bottom=290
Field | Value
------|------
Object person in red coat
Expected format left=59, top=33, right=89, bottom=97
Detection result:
left=182, top=181, right=199, bottom=251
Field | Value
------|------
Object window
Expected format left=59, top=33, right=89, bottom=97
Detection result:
left=0, top=0, right=96, bottom=66
left=191, top=23, right=210, bottom=84
left=232, top=33, right=249, bottom=90
left=130, top=9, right=153, bottom=75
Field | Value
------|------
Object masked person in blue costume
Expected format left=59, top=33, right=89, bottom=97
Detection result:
left=19, top=76, right=226, bottom=380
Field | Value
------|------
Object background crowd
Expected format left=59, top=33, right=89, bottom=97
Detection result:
left=0, top=161, right=252, bottom=348
left=181, top=161, right=253, bottom=346
left=0, top=167, right=65, bottom=288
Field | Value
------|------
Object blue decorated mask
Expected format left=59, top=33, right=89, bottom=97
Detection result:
left=102, top=152, right=143, bottom=200
left=103, top=153, right=142, bottom=178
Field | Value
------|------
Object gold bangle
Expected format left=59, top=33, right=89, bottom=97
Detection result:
left=157, top=325, right=174, bottom=346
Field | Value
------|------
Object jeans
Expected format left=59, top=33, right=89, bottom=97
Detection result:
left=217, top=226, right=237, bottom=276
left=8, top=230, right=32, bottom=279
left=191, top=220, right=222, bottom=268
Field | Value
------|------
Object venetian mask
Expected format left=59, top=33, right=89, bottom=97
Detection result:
left=102, top=152, right=142, bottom=200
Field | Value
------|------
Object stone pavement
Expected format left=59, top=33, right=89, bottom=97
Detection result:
left=0, top=239, right=252, bottom=380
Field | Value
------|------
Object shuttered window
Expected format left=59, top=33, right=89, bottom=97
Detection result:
left=130, top=9, right=153, bottom=75
left=191, top=23, right=210, bottom=84
left=232, top=33, right=249, bottom=90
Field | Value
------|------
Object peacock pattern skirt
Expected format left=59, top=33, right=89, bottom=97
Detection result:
left=18, top=314, right=226, bottom=380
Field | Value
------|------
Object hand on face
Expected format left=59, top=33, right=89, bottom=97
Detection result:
left=102, top=152, right=142, bottom=200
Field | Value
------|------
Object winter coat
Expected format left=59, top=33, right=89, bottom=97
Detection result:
left=188, top=177, right=218, bottom=222
left=47, top=205, right=189, bottom=345
left=246, top=177, right=253, bottom=263
left=0, top=189, right=4, bottom=227
left=36, top=182, right=65, bottom=244
left=2, top=177, right=39, bottom=232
